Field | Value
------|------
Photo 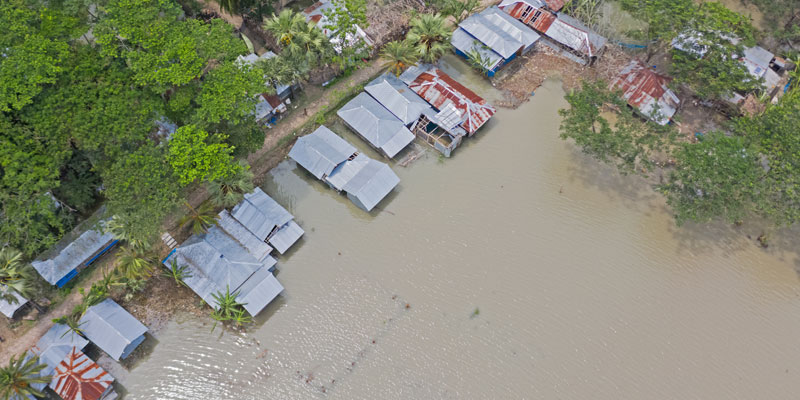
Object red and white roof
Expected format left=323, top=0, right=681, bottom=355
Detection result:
left=611, top=60, right=680, bottom=125
left=51, top=347, right=114, bottom=400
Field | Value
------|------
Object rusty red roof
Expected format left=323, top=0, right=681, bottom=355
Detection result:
left=303, top=1, right=323, bottom=14
left=51, top=348, right=114, bottom=400
left=408, top=68, right=496, bottom=135
left=544, top=0, right=565, bottom=11
left=504, top=2, right=556, bottom=32
left=610, top=60, right=680, bottom=125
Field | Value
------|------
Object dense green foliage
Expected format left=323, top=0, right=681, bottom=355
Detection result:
left=323, top=0, right=370, bottom=67
left=559, top=80, right=675, bottom=174
left=407, top=13, right=452, bottom=64
left=0, top=353, right=51, bottom=400
left=745, top=0, right=800, bottom=47
left=168, top=125, right=240, bottom=186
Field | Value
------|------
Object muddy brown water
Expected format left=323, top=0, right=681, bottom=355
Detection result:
left=122, top=58, right=800, bottom=399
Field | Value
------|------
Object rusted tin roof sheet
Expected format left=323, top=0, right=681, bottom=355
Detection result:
left=407, top=67, right=496, bottom=134
left=51, top=347, right=114, bottom=400
left=611, top=60, right=680, bottom=125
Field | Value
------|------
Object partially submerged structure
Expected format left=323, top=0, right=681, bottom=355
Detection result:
left=611, top=60, right=681, bottom=125
left=451, top=7, right=540, bottom=76
left=228, top=188, right=304, bottom=254
left=337, top=92, right=416, bottom=158
left=32, top=220, right=117, bottom=288
left=162, top=225, right=283, bottom=317
left=0, top=285, right=28, bottom=319
left=289, top=126, right=400, bottom=212
left=400, top=65, right=496, bottom=136
left=29, top=324, right=117, bottom=400
left=499, top=0, right=606, bottom=64
left=365, top=73, right=466, bottom=157
left=303, top=0, right=373, bottom=52
left=79, top=298, right=148, bottom=361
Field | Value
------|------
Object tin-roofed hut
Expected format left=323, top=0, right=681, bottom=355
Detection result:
left=289, top=126, right=401, bottom=212
left=611, top=60, right=681, bottom=125
left=337, top=92, right=416, bottom=158
left=0, top=285, right=28, bottom=319
left=230, top=188, right=304, bottom=254
left=79, top=298, right=148, bottom=361
left=31, top=218, right=118, bottom=288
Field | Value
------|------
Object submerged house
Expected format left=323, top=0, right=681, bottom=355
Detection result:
left=32, top=221, right=117, bottom=288
left=365, top=73, right=466, bottom=157
left=29, top=324, right=117, bottom=400
left=303, top=0, right=373, bottom=52
left=499, top=0, right=606, bottom=64
left=611, top=60, right=681, bottom=125
left=228, top=188, right=304, bottom=254
left=79, top=299, right=148, bottom=361
left=0, top=285, right=28, bottom=319
left=337, top=92, right=416, bottom=158
left=400, top=65, right=496, bottom=136
left=289, top=126, right=400, bottom=212
left=451, top=7, right=540, bottom=77
left=162, top=225, right=283, bottom=317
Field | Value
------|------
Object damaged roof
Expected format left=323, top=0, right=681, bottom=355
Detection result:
left=611, top=60, right=680, bottom=125
left=51, top=347, right=114, bottom=400
left=337, top=92, right=416, bottom=158
left=403, top=65, right=496, bottom=134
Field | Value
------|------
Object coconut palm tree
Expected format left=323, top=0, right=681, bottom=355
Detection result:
left=465, top=47, right=494, bottom=76
left=115, top=246, right=154, bottom=281
left=52, top=315, right=85, bottom=337
left=161, top=259, right=192, bottom=288
left=207, top=162, right=255, bottom=208
left=0, top=353, right=50, bottom=400
left=440, top=0, right=479, bottom=24
left=382, top=40, right=419, bottom=76
left=264, top=9, right=333, bottom=69
left=264, top=9, right=307, bottom=49
left=178, top=202, right=217, bottom=235
left=104, top=216, right=150, bottom=252
left=407, top=13, right=452, bottom=64
left=0, top=247, right=42, bottom=311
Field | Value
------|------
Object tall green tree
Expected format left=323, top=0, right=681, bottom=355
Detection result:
left=207, top=162, right=254, bottom=208
left=618, top=0, right=695, bottom=61
left=168, top=125, right=241, bottom=186
left=0, top=0, right=72, bottom=111
left=323, top=0, right=370, bottom=67
left=558, top=80, right=674, bottom=174
left=670, top=2, right=760, bottom=100
left=0, top=354, right=50, bottom=400
left=194, top=61, right=266, bottom=125
left=407, top=13, right=452, bottom=64
left=264, top=9, right=333, bottom=70
left=102, top=143, right=179, bottom=244
left=0, top=248, right=38, bottom=302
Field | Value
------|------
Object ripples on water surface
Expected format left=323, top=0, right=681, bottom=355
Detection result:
left=124, top=60, right=800, bottom=399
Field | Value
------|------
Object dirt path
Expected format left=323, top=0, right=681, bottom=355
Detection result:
left=0, top=256, right=115, bottom=365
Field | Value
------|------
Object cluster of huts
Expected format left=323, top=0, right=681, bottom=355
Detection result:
left=287, top=64, right=496, bottom=212
left=18, top=298, right=148, bottom=400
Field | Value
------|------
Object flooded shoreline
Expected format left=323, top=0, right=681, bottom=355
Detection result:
left=122, top=63, right=800, bottom=398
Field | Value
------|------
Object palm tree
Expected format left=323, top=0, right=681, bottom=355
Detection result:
left=264, top=9, right=307, bottom=49
left=0, top=353, right=51, bottom=400
left=178, top=202, right=217, bottom=235
left=207, top=162, right=255, bottom=208
left=52, top=315, right=85, bottom=337
left=210, top=286, right=250, bottom=331
left=440, top=0, right=479, bottom=24
left=264, top=9, right=333, bottom=69
left=115, top=246, right=154, bottom=281
left=0, top=248, right=43, bottom=312
left=161, top=260, right=192, bottom=288
left=407, top=13, right=452, bottom=64
left=465, top=47, right=494, bottom=76
left=381, top=40, right=419, bottom=76
left=105, top=216, right=150, bottom=252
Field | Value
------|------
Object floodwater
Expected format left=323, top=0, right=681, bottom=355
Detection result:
left=123, top=58, right=800, bottom=399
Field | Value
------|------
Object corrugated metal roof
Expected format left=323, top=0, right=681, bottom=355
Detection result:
left=742, top=45, right=774, bottom=78
left=32, top=223, right=115, bottom=285
left=611, top=60, right=680, bottom=125
left=269, top=220, right=304, bottom=254
left=501, top=1, right=557, bottom=32
left=550, top=13, right=606, bottom=57
left=0, top=285, right=28, bottom=318
left=30, top=324, right=89, bottom=379
left=459, top=12, right=526, bottom=59
left=324, top=152, right=370, bottom=191
left=342, top=155, right=400, bottom=212
left=364, top=73, right=432, bottom=125
left=451, top=28, right=505, bottom=70
left=481, top=7, right=541, bottom=48
left=51, top=347, right=114, bottom=400
left=216, top=210, right=274, bottom=262
left=163, top=226, right=280, bottom=316
left=289, top=125, right=357, bottom=180
left=232, top=188, right=294, bottom=242
left=407, top=66, right=496, bottom=134
left=236, top=267, right=283, bottom=316
left=78, top=299, right=148, bottom=361
left=337, top=92, right=415, bottom=158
